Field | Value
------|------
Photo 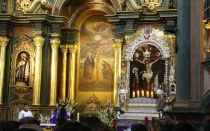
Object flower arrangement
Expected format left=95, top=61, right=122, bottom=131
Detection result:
left=57, top=98, right=78, bottom=114
left=97, top=101, right=116, bottom=130
left=39, top=114, right=50, bottom=124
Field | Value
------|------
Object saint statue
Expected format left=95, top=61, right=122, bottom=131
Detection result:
left=135, top=56, right=161, bottom=90
left=16, top=52, right=29, bottom=86
left=132, top=67, right=140, bottom=90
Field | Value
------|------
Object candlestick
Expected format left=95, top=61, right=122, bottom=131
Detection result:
left=141, top=90, right=144, bottom=97
left=146, top=91, right=149, bottom=97
left=132, top=91, right=135, bottom=98
left=137, top=90, right=140, bottom=97
left=151, top=91, right=154, bottom=98
left=77, top=112, right=80, bottom=122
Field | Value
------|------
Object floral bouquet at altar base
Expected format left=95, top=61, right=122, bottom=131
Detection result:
left=144, top=117, right=162, bottom=131
left=97, top=101, right=117, bottom=131
left=57, top=98, right=78, bottom=114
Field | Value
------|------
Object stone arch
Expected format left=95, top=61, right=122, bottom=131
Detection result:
left=68, top=2, right=115, bottom=28
left=52, top=0, right=117, bottom=16
left=124, top=36, right=170, bottom=61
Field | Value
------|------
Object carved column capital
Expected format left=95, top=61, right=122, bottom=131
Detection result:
left=0, top=37, right=9, bottom=47
left=60, top=45, right=68, bottom=53
left=68, top=45, right=77, bottom=54
left=113, top=39, right=123, bottom=51
left=50, top=39, right=61, bottom=49
left=34, top=37, right=45, bottom=47
left=125, top=36, right=131, bottom=41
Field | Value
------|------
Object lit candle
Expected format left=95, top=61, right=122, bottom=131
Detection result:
left=151, top=91, right=154, bottom=98
left=141, top=90, right=144, bottom=97
left=146, top=91, right=149, bottom=97
left=137, top=90, right=140, bottom=97
left=133, top=91, right=135, bottom=98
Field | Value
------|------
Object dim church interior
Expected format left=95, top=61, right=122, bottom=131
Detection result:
left=0, top=0, right=209, bottom=130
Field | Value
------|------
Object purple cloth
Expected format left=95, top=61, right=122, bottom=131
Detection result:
left=50, top=110, right=70, bottom=124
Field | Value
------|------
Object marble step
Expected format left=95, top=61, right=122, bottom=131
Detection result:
left=119, top=112, right=159, bottom=120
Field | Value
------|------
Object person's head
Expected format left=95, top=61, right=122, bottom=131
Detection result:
left=54, top=121, right=92, bottom=131
left=57, top=104, right=62, bottom=110
left=0, top=121, right=20, bottom=131
left=203, top=119, right=210, bottom=131
left=160, top=123, right=174, bottom=131
left=21, top=53, right=27, bottom=60
left=173, top=122, right=195, bottom=131
left=145, top=60, right=149, bottom=64
left=19, top=117, right=40, bottom=125
left=56, top=117, right=67, bottom=127
left=131, top=124, right=148, bottom=131
left=23, top=103, right=29, bottom=111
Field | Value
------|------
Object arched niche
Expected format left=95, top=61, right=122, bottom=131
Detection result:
left=121, top=29, right=174, bottom=99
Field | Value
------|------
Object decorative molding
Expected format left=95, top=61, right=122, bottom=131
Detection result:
left=16, top=0, right=53, bottom=13
left=68, top=2, right=115, bottom=28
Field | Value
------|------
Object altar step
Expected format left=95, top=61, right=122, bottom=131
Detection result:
left=119, top=112, right=159, bottom=120
left=119, top=97, right=159, bottom=120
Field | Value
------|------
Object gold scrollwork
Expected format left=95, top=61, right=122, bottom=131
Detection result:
left=140, top=0, right=163, bottom=12
left=0, top=37, right=9, bottom=47
left=16, top=0, right=53, bottom=13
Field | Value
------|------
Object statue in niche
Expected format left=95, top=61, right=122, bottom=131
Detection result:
left=16, top=52, right=29, bottom=86
left=132, top=67, right=140, bottom=91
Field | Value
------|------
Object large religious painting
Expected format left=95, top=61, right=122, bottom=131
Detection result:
left=79, top=15, right=114, bottom=92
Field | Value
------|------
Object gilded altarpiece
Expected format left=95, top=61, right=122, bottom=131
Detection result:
left=8, top=35, right=36, bottom=120
left=120, top=26, right=176, bottom=102
left=79, top=15, right=115, bottom=92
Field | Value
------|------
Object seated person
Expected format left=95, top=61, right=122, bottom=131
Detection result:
left=50, top=104, right=70, bottom=124
left=18, top=103, right=33, bottom=121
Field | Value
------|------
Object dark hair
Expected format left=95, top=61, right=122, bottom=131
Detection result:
left=160, top=123, right=174, bottom=131
left=23, top=103, right=29, bottom=106
left=56, top=117, right=67, bottom=127
left=131, top=124, right=148, bottom=131
left=173, top=122, right=195, bottom=131
left=55, top=121, right=92, bottom=131
left=203, top=119, right=210, bottom=131
left=19, top=117, right=40, bottom=125
left=0, top=121, right=20, bottom=131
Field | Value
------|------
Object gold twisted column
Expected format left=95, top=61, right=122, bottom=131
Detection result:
left=113, top=39, right=122, bottom=106
left=0, top=37, right=9, bottom=104
left=32, top=37, right=45, bottom=105
left=49, top=39, right=61, bottom=105
left=60, top=45, right=68, bottom=100
left=68, top=45, right=77, bottom=100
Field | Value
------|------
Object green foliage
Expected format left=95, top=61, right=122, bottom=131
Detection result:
left=97, top=101, right=116, bottom=129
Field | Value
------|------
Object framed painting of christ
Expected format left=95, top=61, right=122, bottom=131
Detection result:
left=130, top=43, right=165, bottom=95
left=78, top=15, right=114, bottom=92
